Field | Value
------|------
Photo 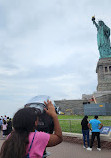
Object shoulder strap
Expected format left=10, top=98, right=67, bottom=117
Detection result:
left=28, top=131, right=36, bottom=152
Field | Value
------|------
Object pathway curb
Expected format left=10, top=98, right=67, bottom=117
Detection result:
left=62, top=132, right=111, bottom=149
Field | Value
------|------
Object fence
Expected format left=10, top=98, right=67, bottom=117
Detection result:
left=59, top=119, right=111, bottom=133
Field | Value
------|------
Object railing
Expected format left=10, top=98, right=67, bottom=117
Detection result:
left=59, top=119, right=111, bottom=133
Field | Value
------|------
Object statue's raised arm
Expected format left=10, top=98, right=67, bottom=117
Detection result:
left=92, top=16, right=99, bottom=30
left=92, top=16, right=111, bottom=58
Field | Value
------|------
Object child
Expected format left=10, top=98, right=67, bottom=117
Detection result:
left=0, top=100, right=63, bottom=158
left=2, top=120, right=7, bottom=137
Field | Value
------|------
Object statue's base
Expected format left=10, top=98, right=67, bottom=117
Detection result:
left=93, top=91, right=111, bottom=103
left=96, top=57, right=111, bottom=91
left=82, top=91, right=111, bottom=104
left=82, top=57, right=111, bottom=104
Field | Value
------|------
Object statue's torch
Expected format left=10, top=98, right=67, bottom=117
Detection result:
left=92, top=16, right=95, bottom=22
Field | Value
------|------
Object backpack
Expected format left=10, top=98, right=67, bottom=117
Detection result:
left=24, top=131, right=36, bottom=158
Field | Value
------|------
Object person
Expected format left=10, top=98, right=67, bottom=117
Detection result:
left=87, top=115, right=103, bottom=151
left=0, top=100, right=63, bottom=158
left=6, top=117, right=9, bottom=123
left=4, top=115, right=7, bottom=121
left=7, top=118, right=12, bottom=135
left=1, top=116, right=3, bottom=121
left=2, top=120, right=7, bottom=138
left=81, top=116, right=90, bottom=149
left=92, top=16, right=111, bottom=58
left=0, top=118, right=3, bottom=133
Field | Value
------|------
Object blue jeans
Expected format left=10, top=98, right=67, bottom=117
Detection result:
left=82, top=129, right=89, bottom=147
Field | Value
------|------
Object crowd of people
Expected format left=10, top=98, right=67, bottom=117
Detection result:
left=0, top=115, right=12, bottom=137
left=81, top=115, right=103, bottom=151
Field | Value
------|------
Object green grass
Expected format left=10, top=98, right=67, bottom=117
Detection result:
left=58, top=115, right=111, bottom=133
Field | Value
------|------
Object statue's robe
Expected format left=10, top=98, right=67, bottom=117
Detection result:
left=97, top=24, right=111, bottom=58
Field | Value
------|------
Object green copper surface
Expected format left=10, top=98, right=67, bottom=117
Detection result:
left=92, top=16, right=111, bottom=58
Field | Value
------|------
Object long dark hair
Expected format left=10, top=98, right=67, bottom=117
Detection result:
left=0, top=107, right=40, bottom=158
left=81, top=115, right=88, bottom=125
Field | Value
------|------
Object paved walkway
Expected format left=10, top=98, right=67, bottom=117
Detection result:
left=0, top=137, right=110, bottom=158
left=47, top=142, right=111, bottom=158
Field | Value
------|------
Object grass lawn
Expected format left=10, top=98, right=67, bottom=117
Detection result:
left=58, top=115, right=111, bottom=133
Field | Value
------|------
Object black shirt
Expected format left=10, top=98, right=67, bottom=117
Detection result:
left=81, top=120, right=89, bottom=130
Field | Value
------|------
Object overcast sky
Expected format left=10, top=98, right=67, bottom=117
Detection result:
left=0, top=0, right=111, bottom=117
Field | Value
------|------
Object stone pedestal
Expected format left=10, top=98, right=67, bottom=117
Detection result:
left=96, top=57, right=111, bottom=91
left=83, top=57, right=111, bottom=104
left=93, top=91, right=111, bottom=103
left=92, top=57, right=111, bottom=103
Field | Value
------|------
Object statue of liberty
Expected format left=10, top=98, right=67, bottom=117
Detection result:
left=92, top=16, right=111, bottom=58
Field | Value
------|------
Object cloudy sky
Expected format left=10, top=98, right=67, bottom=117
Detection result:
left=0, top=0, right=111, bottom=117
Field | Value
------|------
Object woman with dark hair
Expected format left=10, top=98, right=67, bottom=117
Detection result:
left=0, top=100, right=63, bottom=158
left=81, top=115, right=90, bottom=149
